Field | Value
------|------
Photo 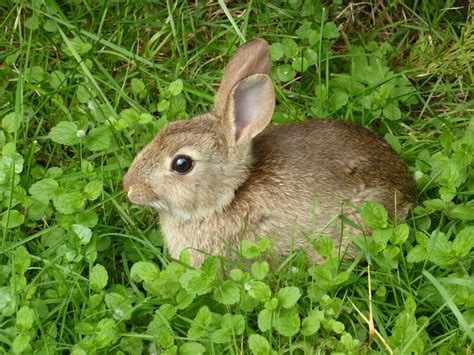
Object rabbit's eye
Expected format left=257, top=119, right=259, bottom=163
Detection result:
left=171, top=155, right=194, bottom=174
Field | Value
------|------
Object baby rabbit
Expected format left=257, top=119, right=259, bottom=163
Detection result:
left=123, top=39, right=416, bottom=267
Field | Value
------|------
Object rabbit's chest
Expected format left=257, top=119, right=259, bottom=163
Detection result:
left=159, top=213, right=243, bottom=265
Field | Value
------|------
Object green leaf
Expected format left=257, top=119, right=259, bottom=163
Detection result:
left=119, top=108, right=140, bottom=124
left=213, top=280, right=240, bottom=305
left=264, top=297, right=278, bottom=310
left=6, top=51, right=20, bottom=65
left=222, top=313, right=245, bottom=334
left=373, top=227, right=392, bottom=247
left=292, top=57, right=309, bottom=73
left=27, top=66, right=45, bottom=83
left=249, top=281, right=272, bottom=302
left=179, top=342, right=205, bottom=355
left=330, top=89, right=349, bottom=110
left=211, top=328, right=231, bottom=344
left=131, top=78, right=146, bottom=96
left=12, top=333, right=31, bottom=354
left=274, top=311, right=300, bottom=337
left=429, top=231, right=456, bottom=267
left=341, top=333, right=360, bottom=351
left=53, top=191, right=85, bottom=214
left=269, top=42, right=284, bottom=61
left=71, top=224, right=92, bottom=245
left=29, top=178, right=59, bottom=204
left=49, top=121, right=80, bottom=145
left=303, top=48, right=318, bottom=65
left=452, top=226, right=474, bottom=258
left=84, top=126, right=111, bottom=151
left=382, top=245, right=400, bottom=268
left=384, top=133, right=402, bottom=153
left=16, top=306, right=35, bottom=332
left=360, top=201, right=388, bottom=229
left=96, top=318, right=116, bottom=348
left=383, top=102, right=402, bottom=121
left=75, top=322, right=95, bottom=335
left=75, top=210, right=99, bottom=228
left=391, top=223, right=410, bottom=245
left=188, top=306, right=212, bottom=339
left=105, top=293, right=133, bottom=321
left=248, top=334, right=271, bottom=354
left=25, top=15, right=41, bottom=30
left=2, top=141, right=16, bottom=156
left=407, top=245, right=428, bottom=263
left=63, top=36, right=92, bottom=57
left=130, top=261, right=160, bottom=282
left=148, top=306, right=177, bottom=339
left=251, top=261, right=269, bottom=280
left=258, top=239, right=271, bottom=253
left=43, top=19, right=57, bottom=32
left=84, top=180, right=103, bottom=201
left=330, top=319, right=345, bottom=333
left=27, top=199, right=49, bottom=220
left=180, top=270, right=212, bottom=295
left=0, top=131, right=5, bottom=149
left=2, top=210, right=24, bottom=229
left=281, top=38, right=298, bottom=58
left=168, top=79, right=184, bottom=96
left=276, top=64, right=296, bottom=82
left=0, top=287, right=15, bottom=317
left=89, top=293, right=104, bottom=309
left=119, top=337, right=144, bottom=355
left=334, top=271, right=349, bottom=284
left=277, top=286, right=301, bottom=309
left=139, top=113, right=153, bottom=124
left=2, top=112, right=20, bottom=133
left=157, top=100, right=170, bottom=112
left=153, top=326, right=174, bottom=348
left=301, top=309, right=323, bottom=336
left=76, top=84, right=93, bottom=103
left=47, top=167, right=63, bottom=179
left=296, top=21, right=314, bottom=39
left=316, top=235, right=335, bottom=257
left=90, top=264, right=108, bottom=292
left=176, top=292, right=195, bottom=311
left=450, top=204, right=474, bottom=221
left=423, top=270, right=474, bottom=343
left=423, top=199, right=445, bottom=211
left=322, top=21, right=339, bottom=39
left=241, top=240, right=260, bottom=259
left=50, top=70, right=67, bottom=89
left=257, top=309, right=274, bottom=332
left=13, top=246, right=31, bottom=274
left=230, top=268, right=244, bottom=281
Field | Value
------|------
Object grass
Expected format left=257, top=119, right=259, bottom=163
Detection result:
left=0, top=0, right=473, bottom=353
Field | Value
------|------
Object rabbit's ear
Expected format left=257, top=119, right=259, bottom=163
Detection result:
left=224, top=73, right=275, bottom=143
left=214, top=38, right=271, bottom=118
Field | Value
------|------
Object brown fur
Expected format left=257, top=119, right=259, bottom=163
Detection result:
left=123, top=39, right=416, bottom=267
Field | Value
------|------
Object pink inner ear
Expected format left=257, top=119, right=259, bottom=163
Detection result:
left=233, top=79, right=267, bottom=140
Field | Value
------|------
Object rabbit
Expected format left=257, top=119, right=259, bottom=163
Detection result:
left=123, top=38, right=416, bottom=267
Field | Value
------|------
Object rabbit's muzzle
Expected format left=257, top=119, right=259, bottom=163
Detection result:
left=123, top=172, right=158, bottom=205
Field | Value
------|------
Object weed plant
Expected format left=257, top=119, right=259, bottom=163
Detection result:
left=0, top=1, right=472, bottom=353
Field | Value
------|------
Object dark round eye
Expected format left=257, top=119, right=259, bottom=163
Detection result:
left=171, top=155, right=194, bottom=174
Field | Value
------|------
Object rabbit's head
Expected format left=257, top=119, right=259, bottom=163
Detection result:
left=123, top=39, right=275, bottom=220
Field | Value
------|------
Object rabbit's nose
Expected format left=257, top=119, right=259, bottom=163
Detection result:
left=122, top=172, right=132, bottom=192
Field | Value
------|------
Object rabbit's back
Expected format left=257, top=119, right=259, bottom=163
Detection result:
left=246, top=119, right=415, bottom=213
left=227, top=119, right=415, bottom=258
